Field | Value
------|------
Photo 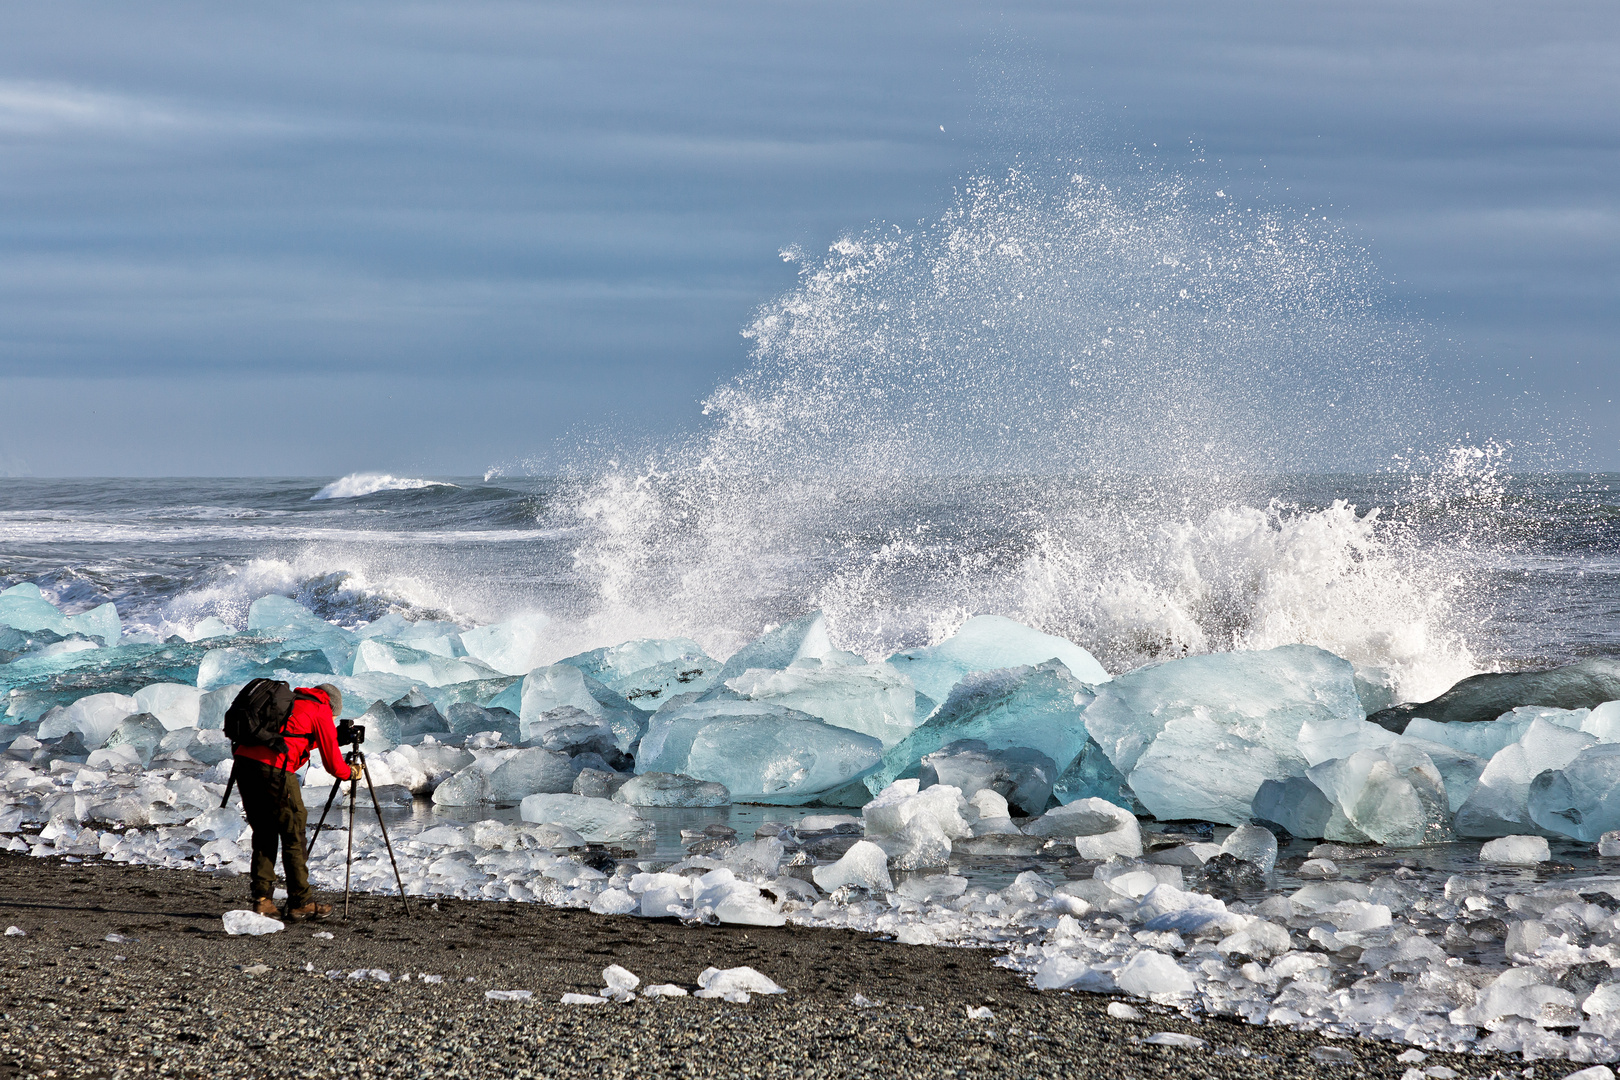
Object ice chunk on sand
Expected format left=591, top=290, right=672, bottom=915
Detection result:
left=1529, top=743, right=1620, bottom=841
left=1480, top=835, right=1550, bottom=865
left=601, top=964, right=639, bottom=1002
left=519, top=793, right=654, bottom=844
left=38, top=692, right=138, bottom=749
left=1455, top=718, right=1594, bottom=837
left=458, top=612, right=552, bottom=677
left=1115, top=951, right=1194, bottom=998
left=638, top=698, right=883, bottom=804
left=867, top=660, right=1095, bottom=797
left=612, top=772, right=730, bottom=807
left=811, top=840, right=893, bottom=892
left=222, top=910, right=284, bottom=936
left=1307, top=744, right=1453, bottom=846
left=1024, top=798, right=1142, bottom=860
left=727, top=662, right=918, bottom=748
left=133, top=684, right=203, bottom=730
left=886, top=614, right=1110, bottom=704
left=918, top=739, right=1056, bottom=816
left=862, top=780, right=972, bottom=840
left=1091, top=645, right=1363, bottom=826
left=695, top=966, right=786, bottom=1000
left=714, top=611, right=841, bottom=684
left=643, top=984, right=688, bottom=998
left=487, top=748, right=578, bottom=801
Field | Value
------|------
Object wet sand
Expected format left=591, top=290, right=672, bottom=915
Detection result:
left=0, top=852, right=1524, bottom=1080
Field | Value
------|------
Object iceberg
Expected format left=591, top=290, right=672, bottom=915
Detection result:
left=866, top=660, right=1094, bottom=797
left=1528, top=743, right=1620, bottom=841
left=445, top=702, right=520, bottom=743
left=1306, top=744, right=1453, bottom=846
left=1454, top=717, right=1595, bottom=838
left=636, top=697, right=883, bottom=804
left=559, top=637, right=720, bottom=709
left=917, top=739, right=1056, bottom=816
left=352, top=639, right=503, bottom=688
left=1250, top=776, right=1336, bottom=839
left=514, top=665, right=646, bottom=754
left=1086, top=645, right=1364, bottom=826
left=726, top=661, right=918, bottom=748
left=518, top=706, right=620, bottom=760
left=1051, top=737, right=1140, bottom=813
left=886, top=614, right=1110, bottom=704
left=518, top=793, right=654, bottom=844
left=487, top=748, right=578, bottom=801
left=459, top=612, right=553, bottom=677
left=714, top=611, right=855, bottom=684
left=612, top=772, right=730, bottom=807
left=0, top=583, right=71, bottom=636
left=1369, top=659, right=1620, bottom=731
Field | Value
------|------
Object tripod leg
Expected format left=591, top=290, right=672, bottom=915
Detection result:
left=359, top=754, right=412, bottom=916
left=219, top=769, right=235, bottom=810
left=344, top=777, right=357, bottom=921
left=305, top=780, right=342, bottom=860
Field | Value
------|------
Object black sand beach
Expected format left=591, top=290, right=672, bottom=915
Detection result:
left=0, top=853, right=1526, bottom=1080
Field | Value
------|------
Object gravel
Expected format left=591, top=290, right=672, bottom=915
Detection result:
left=0, top=851, right=1528, bottom=1079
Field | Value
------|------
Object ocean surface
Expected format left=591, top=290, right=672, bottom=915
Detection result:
left=1, top=469, right=1617, bottom=700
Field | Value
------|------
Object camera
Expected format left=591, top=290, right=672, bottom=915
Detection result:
left=336, top=718, right=366, bottom=748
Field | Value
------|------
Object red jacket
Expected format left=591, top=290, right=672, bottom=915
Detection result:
left=233, top=686, right=353, bottom=780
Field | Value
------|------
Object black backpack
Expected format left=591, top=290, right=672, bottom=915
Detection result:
left=223, top=678, right=320, bottom=755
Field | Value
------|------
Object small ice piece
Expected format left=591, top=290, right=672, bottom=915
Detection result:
left=1024, top=798, right=1142, bottom=861
left=1115, top=951, right=1194, bottom=998
left=1310, top=1046, right=1355, bottom=1064
left=1307, top=744, right=1453, bottom=846
left=37, top=692, right=139, bottom=749
left=1455, top=718, right=1594, bottom=837
left=1396, top=1050, right=1428, bottom=1064
left=1529, top=743, right=1620, bottom=841
left=1298, top=858, right=1338, bottom=879
left=1106, top=1002, right=1141, bottom=1020
left=312, top=931, right=334, bottom=940
left=851, top=993, right=882, bottom=1008
left=1562, top=1067, right=1616, bottom=1080
left=1480, top=835, right=1550, bottom=865
left=485, top=989, right=534, bottom=1002
left=1141, top=1032, right=1207, bottom=1049
left=518, top=794, right=654, bottom=844
left=966, top=1005, right=994, bottom=1019
left=1214, top=921, right=1291, bottom=961
left=798, top=813, right=861, bottom=833
left=222, top=910, right=284, bottom=936
left=1600, top=830, right=1620, bottom=856
left=863, top=779, right=972, bottom=839
left=613, top=772, right=731, bottom=807
left=811, top=840, right=893, bottom=892
left=5, top=926, right=24, bottom=936
left=133, top=683, right=204, bottom=731
left=694, top=966, right=786, bottom=999
left=885, top=613, right=1111, bottom=703
left=1218, top=824, right=1278, bottom=874
left=884, top=814, right=953, bottom=871
left=104, top=933, right=132, bottom=944
left=602, top=964, right=640, bottom=1003
left=643, top=984, right=689, bottom=998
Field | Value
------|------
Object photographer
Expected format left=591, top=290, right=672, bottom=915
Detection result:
left=232, top=682, right=356, bottom=922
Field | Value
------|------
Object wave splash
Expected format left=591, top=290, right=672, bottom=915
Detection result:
left=311, top=473, right=456, bottom=501
left=562, top=166, right=1482, bottom=703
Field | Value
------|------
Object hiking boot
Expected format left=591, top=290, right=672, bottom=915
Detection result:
left=252, top=897, right=280, bottom=917
left=285, top=902, right=332, bottom=922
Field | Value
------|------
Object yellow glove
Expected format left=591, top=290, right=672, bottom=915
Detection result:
left=348, top=759, right=364, bottom=784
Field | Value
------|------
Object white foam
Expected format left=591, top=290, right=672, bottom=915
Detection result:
left=311, top=473, right=456, bottom=501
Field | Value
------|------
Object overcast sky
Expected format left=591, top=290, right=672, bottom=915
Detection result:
left=1, top=1, right=1615, bottom=476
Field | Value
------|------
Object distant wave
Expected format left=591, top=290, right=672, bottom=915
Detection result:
left=310, top=473, right=456, bottom=501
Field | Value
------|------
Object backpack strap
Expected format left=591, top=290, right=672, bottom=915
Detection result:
left=281, top=689, right=329, bottom=742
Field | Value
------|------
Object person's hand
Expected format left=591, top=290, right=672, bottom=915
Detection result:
left=348, top=758, right=364, bottom=784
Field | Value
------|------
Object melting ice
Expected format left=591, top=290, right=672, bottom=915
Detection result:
left=11, top=587, right=1620, bottom=1061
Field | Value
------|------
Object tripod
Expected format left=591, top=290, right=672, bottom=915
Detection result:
left=307, top=745, right=412, bottom=919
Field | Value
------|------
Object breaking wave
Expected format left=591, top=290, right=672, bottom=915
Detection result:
left=561, top=166, right=1482, bottom=703
left=310, top=473, right=456, bottom=501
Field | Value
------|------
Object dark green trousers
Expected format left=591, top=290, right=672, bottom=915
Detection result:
left=234, top=757, right=312, bottom=908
